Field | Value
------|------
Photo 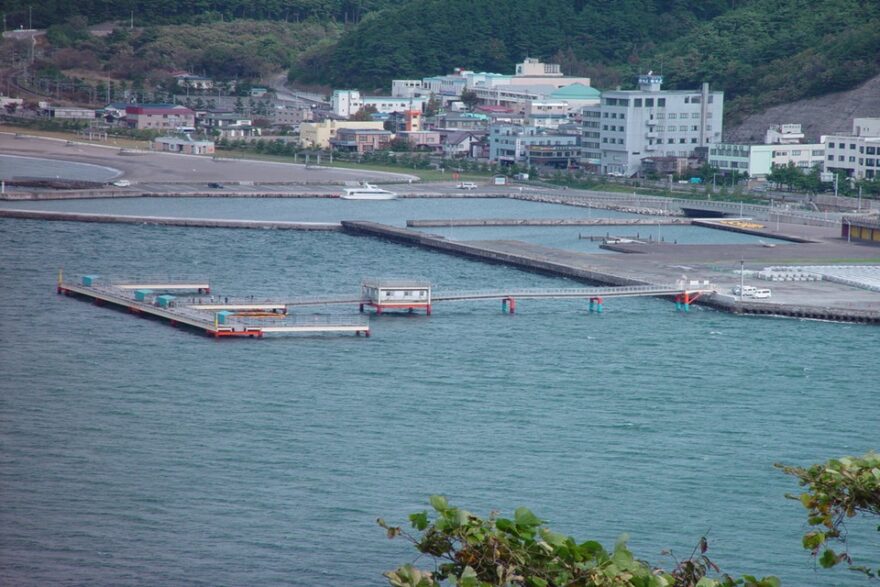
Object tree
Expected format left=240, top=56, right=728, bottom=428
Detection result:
left=776, top=452, right=880, bottom=578
left=460, top=90, right=479, bottom=110
left=350, top=104, right=378, bottom=121
left=380, top=496, right=779, bottom=587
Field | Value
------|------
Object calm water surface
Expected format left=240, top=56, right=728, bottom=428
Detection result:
left=1, top=209, right=877, bottom=586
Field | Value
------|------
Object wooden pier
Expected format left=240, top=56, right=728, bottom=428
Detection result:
left=57, top=275, right=370, bottom=338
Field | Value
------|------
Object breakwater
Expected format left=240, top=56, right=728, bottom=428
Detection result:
left=406, top=218, right=691, bottom=227
left=0, top=209, right=341, bottom=230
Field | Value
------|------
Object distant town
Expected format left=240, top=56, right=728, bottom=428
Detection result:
left=2, top=56, right=879, bottom=194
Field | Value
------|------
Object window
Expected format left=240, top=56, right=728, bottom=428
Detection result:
left=828, top=142, right=835, bottom=149
left=868, top=159, right=876, bottom=167
left=611, top=113, right=617, bottom=119
left=657, top=113, right=665, bottom=119
left=692, top=113, right=700, bottom=119
left=657, top=125, right=664, bottom=132
left=634, top=98, right=642, bottom=107
left=691, top=138, right=698, bottom=144
left=668, top=113, right=677, bottom=119
left=868, top=147, right=877, bottom=155
left=792, top=150, right=801, bottom=156
left=658, top=98, right=666, bottom=107
left=828, top=155, right=834, bottom=161
left=645, top=98, right=654, bottom=107
left=602, top=125, right=608, bottom=130
left=619, top=113, right=625, bottom=120
left=684, top=97, right=690, bottom=104
left=850, top=144, right=856, bottom=149
left=679, top=138, right=686, bottom=144
left=849, top=156, right=856, bottom=162
left=667, top=138, right=674, bottom=144
left=603, top=112, right=609, bottom=118
left=812, top=150, right=823, bottom=156
left=707, top=125, right=712, bottom=131
left=692, top=125, right=699, bottom=131
left=839, top=155, right=845, bottom=161
left=602, top=137, right=608, bottom=143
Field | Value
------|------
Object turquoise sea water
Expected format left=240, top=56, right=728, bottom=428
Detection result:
left=1, top=204, right=878, bottom=586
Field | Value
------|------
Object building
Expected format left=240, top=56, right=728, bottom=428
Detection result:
left=175, top=74, right=213, bottom=90
left=709, top=125, right=825, bottom=178
left=583, top=74, right=724, bottom=177
left=360, top=278, right=432, bottom=315
left=299, top=120, right=386, bottom=149
left=525, top=100, right=569, bottom=129
left=823, top=118, right=880, bottom=179
left=126, top=104, right=195, bottom=130
left=841, top=216, right=880, bottom=244
left=331, top=90, right=427, bottom=118
left=488, top=124, right=579, bottom=168
left=329, top=128, right=393, bottom=153
left=441, top=131, right=486, bottom=159
left=153, top=135, right=215, bottom=155
left=431, top=112, right=489, bottom=131
left=391, top=80, right=425, bottom=98
left=45, top=106, right=96, bottom=120
left=396, top=130, right=442, bottom=151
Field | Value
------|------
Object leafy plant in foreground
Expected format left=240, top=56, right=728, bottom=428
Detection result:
left=379, top=495, right=780, bottom=587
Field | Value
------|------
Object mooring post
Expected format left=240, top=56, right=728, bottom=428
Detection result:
left=501, top=298, right=508, bottom=313
left=595, top=296, right=603, bottom=313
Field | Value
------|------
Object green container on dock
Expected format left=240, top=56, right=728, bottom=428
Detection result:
left=216, top=310, right=234, bottom=325
left=134, top=289, right=152, bottom=302
left=156, top=294, right=176, bottom=308
left=82, top=275, right=99, bottom=286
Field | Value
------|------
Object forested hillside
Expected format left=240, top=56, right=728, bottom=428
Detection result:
left=1, top=0, right=402, bottom=28
left=291, top=0, right=880, bottom=121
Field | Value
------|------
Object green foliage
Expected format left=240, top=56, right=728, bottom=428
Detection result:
left=379, top=496, right=780, bottom=587
left=293, top=0, right=880, bottom=120
left=777, top=452, right=880, bottom=578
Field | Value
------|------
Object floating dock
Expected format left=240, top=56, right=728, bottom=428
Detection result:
left=57, top=274, right=370, bottom=338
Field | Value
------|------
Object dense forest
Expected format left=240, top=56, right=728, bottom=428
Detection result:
left=291, top=0, right=880, bottom=120
left=4, top=0, right=879, bottom=122
left=1, top=0, right=401, bottom=28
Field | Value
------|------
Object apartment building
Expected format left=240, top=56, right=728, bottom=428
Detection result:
left=125, top=104, right=195, bottom=130
left=709, top=124, right=825, bottom=178
left=488, top=124, right=578, bottom=168
left=331, top=90, right=427, bottom=118
left=583, top=74, right=723, bottom=176
left=823, top=118, right=880, bottom=179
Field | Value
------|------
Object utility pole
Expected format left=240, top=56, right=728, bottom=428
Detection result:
left=130, top=10, right=133, bottom=29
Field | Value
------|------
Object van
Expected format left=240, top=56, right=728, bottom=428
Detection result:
left=457, top=182, right=478, bottom=190
left=752, top=289, right=772, bottom=299
left=731, top=285, right=757, bottom=296
left=112, top=179, right=131, bottom=187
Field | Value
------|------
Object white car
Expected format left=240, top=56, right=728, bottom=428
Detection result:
left=112, top=179, right=131, bottom=187
left=457, top=182, right=478, bottom=190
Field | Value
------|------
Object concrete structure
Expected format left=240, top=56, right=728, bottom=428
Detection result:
left=441, top=131, right=486, bottom=159
left=488, top=124, right=579, bottom=167
left=126, top=104, right=195, bottom=130
left=175, top=74, right=213, bottom=90
left=709, top=124, right=825, bottom=178
left=331, top=90, right=427, bottom=118
left=584, top=74, right=724, bottom=176
left=272, top=101, right=313, bottom=127
left=396, top=130, right=441, bottom=151
left=391, top=80, right=425, bottom=98
left=525, top=100, right=569, bottom=128
left=823, top=118, right=880, bottom=179
left=329, top=128, right=392, bottom=153
left=299, top=119, right=386, bottom=149
left=45, top=106, right=96, bottom=120
left=153, top=135, right=215, bottom=155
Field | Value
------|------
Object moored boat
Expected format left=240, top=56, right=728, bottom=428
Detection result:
left=340, top=183, right=398, bottom=200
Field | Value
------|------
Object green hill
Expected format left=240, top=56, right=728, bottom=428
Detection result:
left=291, top=0, right=880, bottom=121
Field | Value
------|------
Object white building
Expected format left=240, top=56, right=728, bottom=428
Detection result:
left=822, top=118, right=880, bottom=179
left=709, top=124, right=825, bottom=178
left=584, top=74, right=724, bottom=177
left=331, top=89, right=427, bottom=118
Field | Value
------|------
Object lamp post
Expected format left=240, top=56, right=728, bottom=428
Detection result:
left=740, top=258, right=745, bottom=303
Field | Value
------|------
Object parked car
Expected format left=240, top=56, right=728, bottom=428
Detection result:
left=112, top=179, right=131, bottom=187
left=457, top=182, right=478, bottom=190
left=208, top=182, right=224, bottom=189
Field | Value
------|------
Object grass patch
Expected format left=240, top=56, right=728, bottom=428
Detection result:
left=1, top=125, right=151, bottom=150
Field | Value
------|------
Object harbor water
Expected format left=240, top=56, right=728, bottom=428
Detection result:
left=1, top=204, right=878, bottom=586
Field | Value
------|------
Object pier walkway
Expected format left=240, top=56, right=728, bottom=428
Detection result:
left=58, top=277, right=370, bottom=338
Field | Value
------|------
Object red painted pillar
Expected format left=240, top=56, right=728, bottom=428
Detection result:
left=375, top=306, right=382, bottom=316
left=509, top=297, right=516, bottom=314
left=426, top=304, right=432, bottom=315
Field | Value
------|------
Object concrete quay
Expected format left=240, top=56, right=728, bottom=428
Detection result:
left=341, top=220, right=880, bottom=324
left=0, top=209, right=341, bottom=230
left=406, top=218, right=691, bottom=227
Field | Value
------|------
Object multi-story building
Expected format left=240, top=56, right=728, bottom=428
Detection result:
left=299, top=120, right=386, bottom=149
left=329, top=128, right=393, bottom=154
left=125, top=104, right=195, bottom=130
left=488, top=124, right=579, bottom=168
left=709, top=124, right=825, bottom=178
left=331, top=90, right=427, bottom=118
left=584, top=74, right=723, bottom=176
left=525, top=100, right=569, bottom=129
left=823, top=118, right=880, bottom=179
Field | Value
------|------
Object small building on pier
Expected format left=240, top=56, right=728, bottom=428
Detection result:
left=360, top=278, right=432, bottom=315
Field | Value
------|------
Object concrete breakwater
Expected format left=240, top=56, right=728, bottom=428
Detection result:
left=406, top=218, right=692, bottom=227
left=341, top=221, right=646, bottom=287
left=0, top=209, right=341, bottom=230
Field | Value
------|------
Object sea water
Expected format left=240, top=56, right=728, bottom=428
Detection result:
left=1, top=210, right=877, bottom=586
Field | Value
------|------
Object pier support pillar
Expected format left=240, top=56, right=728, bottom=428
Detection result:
left=501, top=299, right=508, bottom=313
left=426, top=304, right=432, bottom=316
left=589, top=297, right=603, bottom=313
left=375, top=306, right=382, bottom=316
left=359, top=303, right=364, bottom=313
left=504, top=297, right=516, bottom=314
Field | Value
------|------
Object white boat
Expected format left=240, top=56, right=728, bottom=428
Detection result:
left=340, top=183, right=398, bottom=200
